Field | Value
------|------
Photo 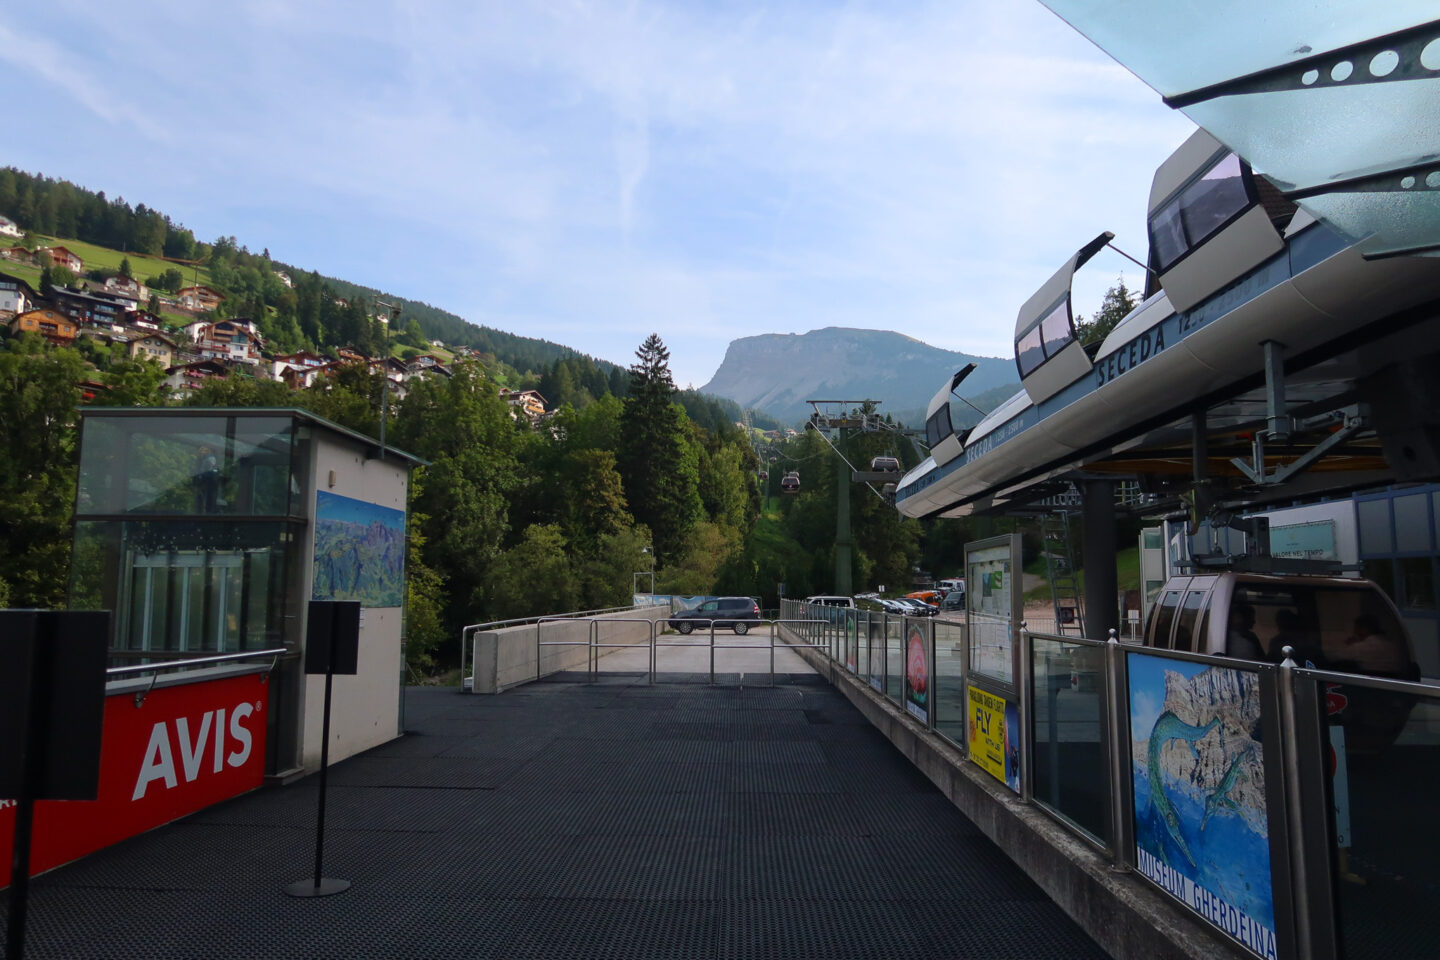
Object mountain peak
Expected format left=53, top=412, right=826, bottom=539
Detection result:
left=701, top=328, right=1016, bottom=425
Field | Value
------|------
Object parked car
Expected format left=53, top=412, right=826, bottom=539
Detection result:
left=893, top=597, right=939, bottom=617
left=906, top=590, right=941, bottom=606
left=805, top=595, right=855, bottom=609
left=668, top=597, right=762, bottom=634
left=940, top=592, right=965, bottom=612
left=938, top=578, right=966, bottom=600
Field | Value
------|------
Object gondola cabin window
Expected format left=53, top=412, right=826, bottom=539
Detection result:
left=925, top=404, right=953, bottom=449
left=1015, top=300, right=1075, bottom=379
left=1149, top=152, right=1252, bottom=273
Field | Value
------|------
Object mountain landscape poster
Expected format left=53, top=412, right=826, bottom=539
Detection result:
left=312, top=491, right=406, bottom=607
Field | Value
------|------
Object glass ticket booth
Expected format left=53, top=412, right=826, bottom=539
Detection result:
left=69, top=408, right=422, bottom=778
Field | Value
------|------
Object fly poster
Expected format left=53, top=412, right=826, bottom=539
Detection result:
left=1128, top=652, right=1276, bottom=960
left=967, top=685, right=1020, bottom=793
left=903, top=621, right=929, bottom=723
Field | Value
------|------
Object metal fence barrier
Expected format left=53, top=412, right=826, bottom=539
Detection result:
left=773, top=597, right=1440, bottom=960
left=588, top=618, right=658, bottom=681
left=459, top=603, right=663, bottom=691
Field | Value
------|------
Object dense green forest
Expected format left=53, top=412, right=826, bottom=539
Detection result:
left=0, top=327, right=772, bottom=669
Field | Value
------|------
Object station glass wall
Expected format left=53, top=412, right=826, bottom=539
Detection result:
left=70, top=412, right=311, bottom=660
left=1355, top=484, right=1440, bottom=678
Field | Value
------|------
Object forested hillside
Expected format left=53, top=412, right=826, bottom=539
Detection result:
left=0, top=165, right=1031, bottom=672
left=0, top=166, right=619, bottom=381
left=0, top=329, right=761, bottom=669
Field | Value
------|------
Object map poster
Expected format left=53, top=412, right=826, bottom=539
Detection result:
left=312, top=491, right=406, bottom=607
left=1128, top=652, right=1277, bottom=960
left=903, top=621, right=929, bottom=724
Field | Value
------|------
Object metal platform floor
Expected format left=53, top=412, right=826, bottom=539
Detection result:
left=5, top=674, right=1110, bottom=959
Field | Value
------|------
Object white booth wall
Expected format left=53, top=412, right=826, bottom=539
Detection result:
left=297, top=436, right=410, bottom=771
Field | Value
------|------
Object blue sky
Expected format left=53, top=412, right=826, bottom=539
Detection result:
left=316, top=490, right=405, bottom=531
left=1, top=1, right=1194, bottom=388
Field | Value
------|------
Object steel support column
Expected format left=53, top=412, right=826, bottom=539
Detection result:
left=1081, top=479, right=1118, bottom=641
left=835, top=430, right=853, bottom=595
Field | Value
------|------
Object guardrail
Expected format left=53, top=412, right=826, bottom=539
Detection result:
left=106, top=648, right=287, bottom=706
left=775, top=598, right=1440, bottom=960
left=460, top=604, right=657, bottom=690
left=472, top=615, right=830, bottom=690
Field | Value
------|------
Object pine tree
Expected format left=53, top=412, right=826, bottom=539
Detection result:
left=619, top=335, right=702, bottom=564
left=1074, top=278, right=1139, bottom=345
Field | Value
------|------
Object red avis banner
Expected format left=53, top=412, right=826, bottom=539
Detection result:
left=1, top=671, right=268, bottom=887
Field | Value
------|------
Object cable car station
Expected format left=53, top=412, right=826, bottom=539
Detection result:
left=6, top=7, right=1440, bottom=960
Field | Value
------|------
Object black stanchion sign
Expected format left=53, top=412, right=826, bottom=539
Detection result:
left=304, top=601, right=361, bottom=676
left=286, top=600, right=360, bottom=899
left=2, top=610, right=109, bottom=960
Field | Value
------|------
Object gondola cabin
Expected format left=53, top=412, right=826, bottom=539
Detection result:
left=780, top=472, right=800, bottom=493
left=893, top=127, right=1440, bottom=521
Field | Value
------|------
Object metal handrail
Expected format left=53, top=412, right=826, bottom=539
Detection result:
left=648, top=618, right=790, bottom=687
left=107, top=647, right=287, bottom=677
left=462, top=604, right=642, bottom=633
left=108, top=647, right=287, bottom=707
left=461, top=604, right=648, bottom=689
left=1295, top=662, right=1440, bottom=695
left=587, top=618, right=658, bottom=681
left=535, top=616, right=591, bottom=682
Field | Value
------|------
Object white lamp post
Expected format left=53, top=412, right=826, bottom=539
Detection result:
left=633, top=546, right=655, bottom=599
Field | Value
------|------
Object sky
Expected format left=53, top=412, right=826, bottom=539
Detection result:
left=0, top=1, right=1195, bottom=388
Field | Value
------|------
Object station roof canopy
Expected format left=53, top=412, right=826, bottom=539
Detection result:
left=1042, top=2, right=1440, bottom=258
left=80, top=407, right=430, bottom=468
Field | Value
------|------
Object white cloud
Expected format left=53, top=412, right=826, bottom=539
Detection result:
left=2, top=1, right=1196, bottom=389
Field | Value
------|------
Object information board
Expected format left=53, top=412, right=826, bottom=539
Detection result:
left=965, top=535, right=1021, bottom=686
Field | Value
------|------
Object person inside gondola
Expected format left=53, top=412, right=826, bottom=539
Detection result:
left=1226, top=602, right=1264, bottom=661
left=1334, top=613, right=1407, bottom=676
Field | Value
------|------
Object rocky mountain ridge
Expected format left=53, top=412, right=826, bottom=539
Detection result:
left=701, top=327, right=1018, bottom=425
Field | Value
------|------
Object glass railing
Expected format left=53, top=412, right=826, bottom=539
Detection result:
left=933, top=619, right=967, bottom=748
left=774, top=601, right=1439, bottom=960
left=1030, top=635, right=1109, bottom=846
left=886, top=615, right=905, bottom=705
left=1298, top=668, right=1440, bottom=960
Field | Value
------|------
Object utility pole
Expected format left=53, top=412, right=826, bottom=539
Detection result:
left=806, top=399, right=877, bottom=596
left=374, top=299, right=399, bottom=459
left=835, top=427, right=852, bottom=595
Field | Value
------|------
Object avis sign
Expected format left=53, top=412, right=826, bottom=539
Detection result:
left=1, top=671, right=268, bottom=886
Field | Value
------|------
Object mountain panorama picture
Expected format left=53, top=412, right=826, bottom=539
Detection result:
left=312, top=491, right=405, bottom=608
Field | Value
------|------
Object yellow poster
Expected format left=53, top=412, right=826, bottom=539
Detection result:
left=967, top=685, right=1007, bottom=785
